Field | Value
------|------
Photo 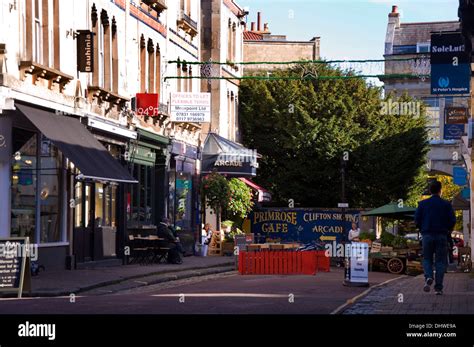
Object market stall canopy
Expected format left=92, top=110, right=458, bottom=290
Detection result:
left=239, top=177, right=272, bottom=202
left=361, top=202, right=416, bottom=219
left=201, top=133, right=260, bottom=177
left=16, top=104, right=137, bottom=183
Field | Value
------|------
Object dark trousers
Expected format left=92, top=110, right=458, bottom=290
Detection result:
left=422, top=233, right=448, bottom=291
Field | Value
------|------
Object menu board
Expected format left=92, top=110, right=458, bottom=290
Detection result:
left=0, top=238, right=30, bottom=297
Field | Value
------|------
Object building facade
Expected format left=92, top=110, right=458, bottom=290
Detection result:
left=201, top=0, right=246, bottom=141
left=243, top=12, right=320, bottom=73
left=383, top=5, right=470, bottom=246
left=0, top=0, right=203, bottom=269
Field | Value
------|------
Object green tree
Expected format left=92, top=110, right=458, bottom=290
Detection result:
left=239, top=64, right=429, bottom=208
left=201, top=172, right=229, bottom=226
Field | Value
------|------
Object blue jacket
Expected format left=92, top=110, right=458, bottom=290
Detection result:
left=414, top=195, right=456, bottom=235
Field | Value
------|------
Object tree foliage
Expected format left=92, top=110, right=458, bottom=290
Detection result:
left=239, top=64, right=429, bottom=208
left=227, top=178, right=254, bottom=218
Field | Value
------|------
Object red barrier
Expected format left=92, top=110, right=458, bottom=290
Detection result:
left=238, top=250, right=330, bottom=275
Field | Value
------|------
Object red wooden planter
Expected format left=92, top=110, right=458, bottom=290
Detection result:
left=238, top=250, right=330, bottom=275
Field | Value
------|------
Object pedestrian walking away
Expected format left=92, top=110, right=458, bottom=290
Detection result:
left=414, top=180, right=456, bottom=295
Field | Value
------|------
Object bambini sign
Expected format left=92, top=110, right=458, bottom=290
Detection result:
left=249, top=209, right=361, bottom=243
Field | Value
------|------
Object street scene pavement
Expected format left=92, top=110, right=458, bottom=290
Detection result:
left=0, top=268, right=401, bottom=314
left=342, top=272, right=474, bottom=315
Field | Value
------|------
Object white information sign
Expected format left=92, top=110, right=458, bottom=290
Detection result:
left=349, top=242, right=369, bottom=283
left=170, top=92, right=211, bottom=123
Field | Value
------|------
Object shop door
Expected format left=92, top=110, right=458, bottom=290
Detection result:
left=73, top=182, right=95, bottom=262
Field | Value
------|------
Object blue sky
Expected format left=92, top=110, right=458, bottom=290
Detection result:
left=241, top=0, right=460, bottom=61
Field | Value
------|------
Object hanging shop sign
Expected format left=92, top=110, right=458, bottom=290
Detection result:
left=431, top=32, right=471, bottom=95
left=135, top=93, right=160, bottom=117
left=248, top=209, right=361, bottom=244
left=453, top=166, right=468, bottom=186
left=444, top=123, right=465, bottom=140
left=170, top=92, right=211, bottom=123
left=0, top=238, right=32, bottom=298
left=446, top=107, right=469, bottom=124
left=76, top=30, right=94, bottom=73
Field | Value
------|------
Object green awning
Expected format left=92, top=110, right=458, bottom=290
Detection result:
left=130, top=145, right=156, bottom=166
left=361, top=203, right=416, bottom=219
left=137, top=128, right=169, bottom=145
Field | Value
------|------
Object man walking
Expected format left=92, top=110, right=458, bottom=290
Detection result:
left=415, top=180, right=456, bottom=295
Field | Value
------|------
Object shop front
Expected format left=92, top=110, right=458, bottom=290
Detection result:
left=126, top=128, right=170, bottom=235
left=201, top=132, right=262, bottom=232
left=73, top=116, right=138, bottom=265
left=168, top=140, right=199, bottom=254
left=0, top=103, right=137, bottom=269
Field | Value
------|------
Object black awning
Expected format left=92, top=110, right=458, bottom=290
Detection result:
left=201, top=133, right=259, bottom=177
left=16, top=104, right=137, bottom=183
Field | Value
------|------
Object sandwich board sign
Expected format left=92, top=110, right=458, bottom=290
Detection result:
left=0, top=237, right=32, bottom=298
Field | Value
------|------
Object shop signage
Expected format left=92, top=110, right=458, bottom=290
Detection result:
left=0, top=238, right=31, bottom=298
left=201, top=153, right=257, bottom=176
left=446, top=107, right=469, bottom=124
left=370, top=241, right=382, bottom=253
left=235, top=234, right=254, bottom=253
left=444, top=123, right=465, bottom=140
left=248, top=209, right=361, bottom=244
left=462, top=187, right=470, bottom=199
left=136, top=93, right=160, bottom=117
left=431, top=33, right=471, bottom=95
left=76, top=30, right=94, bottom=73
left=453, top=166, right=468, bottom=186
left=170, top=92, right=211, bottom=123
left=347, top=242, right=369, bottom=284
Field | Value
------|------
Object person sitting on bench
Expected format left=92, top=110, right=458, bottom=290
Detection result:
left=157, top=218, right=183, bottom=264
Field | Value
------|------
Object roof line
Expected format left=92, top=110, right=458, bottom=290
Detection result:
left=400, top=20, right=459, bottom=26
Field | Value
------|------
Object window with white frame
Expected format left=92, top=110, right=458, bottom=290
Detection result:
left=417, top=42, right=431, bottom=54
left=33, top=0, right=43, bottom=64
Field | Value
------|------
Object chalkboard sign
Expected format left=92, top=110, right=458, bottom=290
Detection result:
left=235, top=234, right=254, bottom=253
left=0, top=237, right=31, bottom=298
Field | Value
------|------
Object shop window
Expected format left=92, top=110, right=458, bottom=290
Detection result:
left=74, top=182, right=83, bottom=228
left=129, top=163, right=155, bottom=224
left=94, top=183, right=117, bottom=228
left=39, top=138, right=61, bottom=243
left=175, top=171, right=192, bottom=232
left=11, top=130, right=38, bottom=242
left=11, top=130, right=64, bottom=244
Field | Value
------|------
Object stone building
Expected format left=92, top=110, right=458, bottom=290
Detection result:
left=0, top=0, right=203, bottom=269
left=201, top=0, right=246, bottom=141
left=243, top=12, right=320, bottom=73
left=383, top=5, right=470, bottom=245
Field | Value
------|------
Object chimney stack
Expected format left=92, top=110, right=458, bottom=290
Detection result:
left=257, top=12, right=261, bottom=32
left=251, top=22, right=255, bottom=31
left=264, top=23, right=269, bottom=32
